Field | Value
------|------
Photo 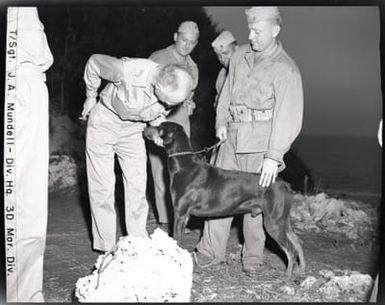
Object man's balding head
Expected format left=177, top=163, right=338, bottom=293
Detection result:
left=154, top=64, right=193, bottom=106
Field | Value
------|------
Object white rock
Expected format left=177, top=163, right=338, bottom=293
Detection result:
left=279, top=285, right=296, bottom=295
left=318, top=271, right=373, bottom=299
left=48, top=154, right=78, bottom=190
left=319, top=269, right=335, bottom=279
left=291, top=192, right=375, bottom=240
left=300, top=276, right=318, bottom=289
left=75, top=229, right=193, bottom=302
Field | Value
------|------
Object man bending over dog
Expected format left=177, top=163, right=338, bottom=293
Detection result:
left=81, top=54, right=193, bottom=253
left=195, top=6, right=304, bottom=276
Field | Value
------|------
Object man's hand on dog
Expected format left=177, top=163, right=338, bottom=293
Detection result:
left=143, top=126, right=164, bottom=146
left=258, top=158, right=278, bottom=188
left=152, top=134, right=164, bottom=146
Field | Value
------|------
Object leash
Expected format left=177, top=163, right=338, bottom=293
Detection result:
left=168, top=141, right=222, bottom=158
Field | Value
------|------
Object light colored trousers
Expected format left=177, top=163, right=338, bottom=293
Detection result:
left=147, top=105, right=190, bottom=223
left=9, top=67, right=49, bottom=302
left=86, top=103, right=149, bottom=252
left=196, top=124, right=266, bottom=265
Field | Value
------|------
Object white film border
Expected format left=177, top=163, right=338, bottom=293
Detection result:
left=4, top=7, right=18, bottom=300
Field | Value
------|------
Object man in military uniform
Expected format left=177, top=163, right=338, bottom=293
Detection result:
left=210, top=30, right=238, bottom=165
left=211, top=30, right=238, bottom=109
left=147, top=21, right=199, bottom=229
left=82, top=54, right=193, bottom=253
left=195, top=7, right=304, bottom=275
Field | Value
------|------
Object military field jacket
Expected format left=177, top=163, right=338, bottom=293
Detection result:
left=216, top=41, right=304, bottom=165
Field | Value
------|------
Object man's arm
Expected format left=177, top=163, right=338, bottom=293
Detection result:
left=266, top=67, right=304, bottom=164
left=378, top=119, right=382, bottom=147
left=259, top=66, right=304, bottom=188
left=84, top=54, right=125, bottom=98
left=214, top=54, right=234, bottom=142
left=81, top=54, right=125, bottom=119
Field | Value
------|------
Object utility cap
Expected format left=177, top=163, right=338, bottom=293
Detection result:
left=212, top=31, right=236, bottom=52
left=245, top=6, right=282, bottom=25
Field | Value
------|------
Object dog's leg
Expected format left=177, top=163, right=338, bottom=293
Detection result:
left=263, top=216, right=295, bottom=278
left=282, top=191, right=306, bottom=274
left=173, top=216, right=183, bottom=246
left=287, top=224, right=306, bottom=273
left=282, top=246, right=294, bottom=278
left=173, top=215, right=190, bottom=246
left=172, top=195, right=193, bottom=246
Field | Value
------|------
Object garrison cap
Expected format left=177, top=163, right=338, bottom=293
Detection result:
left=177, top=21, right=200, bottom=35
left=245, top=7, right=282, bottom=25
left=212, top=31, right=236, bottom=52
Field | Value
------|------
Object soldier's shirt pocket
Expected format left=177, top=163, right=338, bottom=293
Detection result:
left=258, top=83, right=275, bottom=109
left=249, top=82, right=274, bottom=109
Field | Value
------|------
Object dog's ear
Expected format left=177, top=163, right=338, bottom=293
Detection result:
left=158, top=122, right=168, bottom=138
left=159, top=122, right=178, bottom=145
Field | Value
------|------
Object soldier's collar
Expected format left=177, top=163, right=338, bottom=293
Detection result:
left=244, top=40, right=282, bottom=68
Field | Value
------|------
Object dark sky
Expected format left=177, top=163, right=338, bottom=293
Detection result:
left=205, top=6, right=382, bottom=137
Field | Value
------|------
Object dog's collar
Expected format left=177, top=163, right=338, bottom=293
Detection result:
left=168, top=142, right=221, bottom=158
left=168, top=151, right=196, bottom=158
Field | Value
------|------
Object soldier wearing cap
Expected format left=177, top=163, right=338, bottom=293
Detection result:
left=211, top=30, right=238, bottom=109
left=195, top=7, right=304, bottom=275
left=210, top=30, right=238, bottom=165
left=82, top=54, right=193, bottom=253
left=147, top=21, right=199, bottom=230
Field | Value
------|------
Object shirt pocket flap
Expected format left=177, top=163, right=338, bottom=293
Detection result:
left=236, top=122, right=271, bottom=153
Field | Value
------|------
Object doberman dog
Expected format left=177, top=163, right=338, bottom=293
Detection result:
left=144, top=122, right=305, bottom=277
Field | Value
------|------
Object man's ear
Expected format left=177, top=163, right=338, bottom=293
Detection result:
left=272, top=25, right=280, bottom=38
left=173, top=32, right=178, bottom=42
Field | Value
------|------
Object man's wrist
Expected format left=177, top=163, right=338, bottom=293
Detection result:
left=264, top=151, right=283, bottom=165
left=215, top=122, right=227, bottom=130
left=264, top=157, right=279, bottom=164
left=86, top=93, right=97, bottom=99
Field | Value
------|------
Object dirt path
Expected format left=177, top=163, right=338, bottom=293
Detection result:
left=43, top=189, right=378, bottom=302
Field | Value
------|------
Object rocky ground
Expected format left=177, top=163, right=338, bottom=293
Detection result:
left=43, top=132, right=381, bottom=302
left=43, top=184, right=380, bottom=303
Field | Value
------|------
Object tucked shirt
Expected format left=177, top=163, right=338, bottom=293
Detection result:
left=216, top=41, right=304, bottom=165
left=8, top=7, right=53, bottom=77
left=84, top=54, right=168, bottom=122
